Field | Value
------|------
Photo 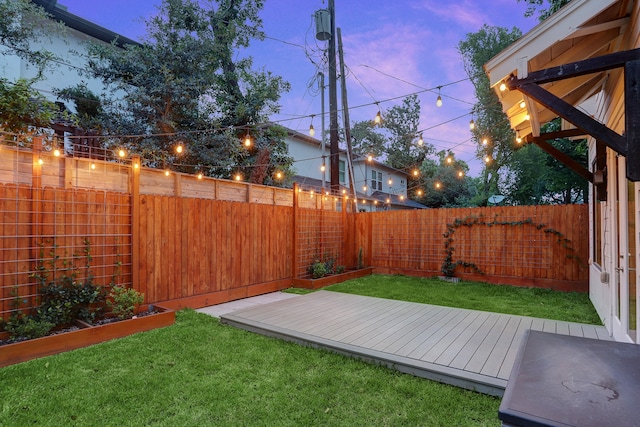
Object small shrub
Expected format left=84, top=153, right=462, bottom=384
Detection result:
left=2, top=314, right=54, bottom=341
left=335, top=265, right=345, bottom=274
left=108, top=285, right=144, bottom=320
left=310, top=261, right=328, bottom=279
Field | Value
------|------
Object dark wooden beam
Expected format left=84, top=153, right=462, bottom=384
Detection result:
left=526, top=135, right=593, bottom=183
left=535, top=128, right=587, bottom=140
left=507, top=48, right=640, bottom=87
left=517, top=83, right=627, bottom=156
left=625, top=59, right=640, bottom=181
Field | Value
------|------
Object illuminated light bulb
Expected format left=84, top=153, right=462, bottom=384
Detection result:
left=320, top=163, right=326, bottom=172
left=197, top=173, right=203, bottom=180
left=484, top=156, right=491, bottom=163
left=367, top=155, right=373, bottom=162
left=374, top=110, right=382, bottom=125
left=118, top=149, right=126, bottom=158
left=499, top=82, right=507, bottom=92
left=458, top=171, right=464, bottom=178
left=165, top=170, right=170, bottom=177
left=388, top=179, right=392, bottom=185
left=243, top=133, right=251, bottom=147
left=362, top=199, right=366, bottom=204
left=417, top=189, right=423, bottom=196
left=516, top=132, right=522, bottom=144
left=325, top=191, right=330, bottom=196
left=386, top=198, right=390, bottom=204
left=399, top=195, right=404, bottom=201
left=446, top=157, right=453, bottom=164
left=374, top=200, right=378, bottom=205
left=417, top=134, right=424, bottom=146
left=309, top=124, right=315, bottom=137
left=363, top=185, right=368, bottom=191
left=342, top=189, right=346, bottom=194
left=469, top=119, right=475, bottom=130
left=90, top=163, right=96, bottom=170
left=436, top=95, right=443, bottom=107
left=235, top=174, right=242, bottom=181
left=413, top=169, right=419, bottom=176
left=310, top=190, right=315, bottom=198
left=520, top=101, right=526, bottom=109
left=134, top=163, right=139, bottom=169
left=525, top=114, right=530, bottom=121
left=53, top=148, right=61, bottom=157
left=275, top=171, right=283, bottom=179
left=37, top=158, right=43, bottom=165
left=482, top=138, right=488, bottom=146
left=435, top=182, right=441, bottom=189
left=175, top=143, right=183, bottom=154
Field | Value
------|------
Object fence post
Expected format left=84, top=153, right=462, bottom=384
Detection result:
left=131, top=155, right=141, bottom=292
left=292, top=182, right=299, bottom=279
left=30, top=137, right=43, bottom=307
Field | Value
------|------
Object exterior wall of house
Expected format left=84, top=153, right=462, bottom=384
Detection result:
left=588, top=0, right=640, bottom=342
left=352, top=161, right=407, bottom=198
left=1, top=20, right=112, bottom=114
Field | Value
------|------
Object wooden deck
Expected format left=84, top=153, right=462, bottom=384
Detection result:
left=220, top=291, right=611, bottom=396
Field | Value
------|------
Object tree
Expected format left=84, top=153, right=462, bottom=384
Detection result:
left=72, top=0, right=292, bottom=184
left=458, top=25, right=522, bottom=205
left=349, top=120, right=387, bottom=158
left=518, top=0, right=571, bottom=21
left=413, top=151, right=473, bottom=208
left=0, top=77, right=56, bottom=136
left=0, top=0, right=63, bottom=75
left=505, top=119, right=587, bottom=205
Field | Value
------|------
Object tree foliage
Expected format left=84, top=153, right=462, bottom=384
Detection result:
left=414, top=151, right=474, bottom=208
left=518, top=0, right=572, bottom=21
left=67, top=0, right=292, bottom=183
left=0, top=78, right=56, bottom=136
left=458, top=25, right=522, bottom=205
left=504, top=119, right=587, bottom=204
left=0, top=0, right=63, bottom=74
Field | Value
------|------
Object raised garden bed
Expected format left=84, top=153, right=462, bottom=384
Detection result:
left=0, top=305, right=174, bottom=368
left=291, top=267, right=374, bottom=290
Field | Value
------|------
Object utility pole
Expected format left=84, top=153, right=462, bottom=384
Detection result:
left=328, top=0, right=339, bottom=192
left=337, top=28, right=357, bottom=206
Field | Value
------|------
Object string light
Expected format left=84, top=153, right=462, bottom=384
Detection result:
left=37, top=158, right=43, bottom=165
left=243, top=133, right=251, bottom=147
left=309, top=115, right=315, bottom=137
left=417, top=134, right=424, bottom=146
left=165, top=169, right=170, bottom=177
left=412, top=169, right=419, bottom=177
left=469, top=119, right=475, bottom=130
left=90, top=162, right=96, bottom=170
left=367, top=154, right=373, bottom=162
left=53, top=148, right=61, bottom=157
left=363, top=185, right=367, bottom=191
left=516, top=131, right=522, bottom=144
left=235, top=173, right=242, bottom=181
left=499, top=82, right=507, bottom=92
left=524, top=114, right=530, bottom=121
left=436, top=86, right=443, bottom=107
left=388, top=178, right=392, bottom=185
left=482, top=138, right=489, bottom=146
left=320, top=163, right=326, bottom=172
left=197, top=172, right=203, bottom=179
left=484, top=155, right=491, bottom=163
left=435, top=182, right=441, bottom=189
left=275, top=171, right=283, bottom=179
left=175, top=142, right=184, bottom=154
left=458, top=171, right=464, bottom=178
left=118, top=149, right=126, bottom=158
left=399, top=195, right=404, bottom=201
left=520, top=100, right=526, bottom=109
left=374, top=109, right=382, bottom=125
left=446, top=156, right=453, bottom=164
left=416, top=189, right=423, bottom=196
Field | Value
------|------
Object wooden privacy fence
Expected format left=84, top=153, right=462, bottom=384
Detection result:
left=0, top=142, right=589, bottom=317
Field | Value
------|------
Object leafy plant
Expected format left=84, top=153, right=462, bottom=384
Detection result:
left=108, top=285, right=144, bottom=320
left=1, top=314, right=54, bottom=341
left=310, top=261, right=328, bottom=279
left=357, top=247, right=364, bottom=270
left=335, top=265, right=345, bottom=274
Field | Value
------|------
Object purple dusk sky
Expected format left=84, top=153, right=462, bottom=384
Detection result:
left=54, top=0, right=541, bottom=175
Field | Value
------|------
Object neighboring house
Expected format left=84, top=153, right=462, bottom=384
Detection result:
left=485, top=0, right=638, bottom=342
left=285, top=129, right=425, bottom=211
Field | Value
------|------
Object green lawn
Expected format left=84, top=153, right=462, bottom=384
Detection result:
left=322, top=274, right=601, bottom=325
left=0, top=309, right=500, bottom=426
left=1, top=275, right=600, bottom=426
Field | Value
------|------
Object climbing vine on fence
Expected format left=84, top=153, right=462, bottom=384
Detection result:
left=441, top=215, right=584, bottom=278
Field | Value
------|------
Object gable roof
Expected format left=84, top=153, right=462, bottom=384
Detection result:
left=32, top=0, right=139, bottom=47
left=485, top=0, right=631, bottom=138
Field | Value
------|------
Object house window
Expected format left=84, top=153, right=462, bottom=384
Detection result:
left=371, top=170, right=382, bottom=190
left=339, top=160, right=345, bottom=183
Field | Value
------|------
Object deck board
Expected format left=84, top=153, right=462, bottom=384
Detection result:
left=220, top=290, right=611, bottom=397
